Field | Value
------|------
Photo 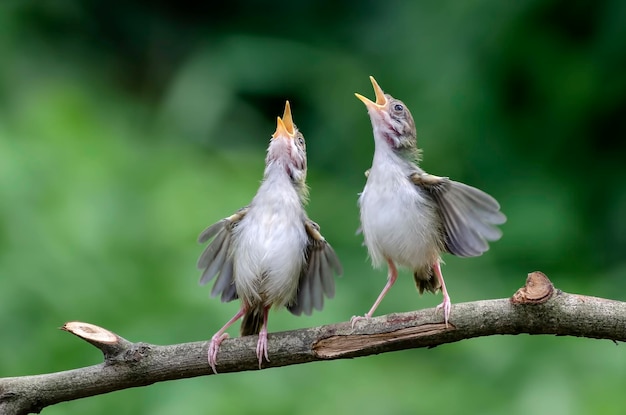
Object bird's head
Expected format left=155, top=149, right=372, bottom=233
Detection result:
left=355, top=76, right=419, bottom=159
left=266, top=101, right=308, bottom=189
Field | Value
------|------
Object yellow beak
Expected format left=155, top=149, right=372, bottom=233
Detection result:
left=273, top=101, right=295, bottom=139
left=355, top=76, right=387, bottom=110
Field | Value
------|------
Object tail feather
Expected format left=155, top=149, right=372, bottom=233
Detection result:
left=240, top=306, right=264, bottom=336
left=413, top=268, right=441, bottom=294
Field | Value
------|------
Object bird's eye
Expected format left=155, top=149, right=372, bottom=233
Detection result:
left=297, top=136, right=305, bottom=147
left=393, top=104, right=404, bottom=112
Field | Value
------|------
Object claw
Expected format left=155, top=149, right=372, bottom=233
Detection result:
left=256, top=331, right=269, bottom=369
left=207, top=306, right=248, bottom=374
left=433, top=261, right=451, bottom=327
left=436, top=295, right=451, bottom=327
left=254, top=307, right=271, bottom=369
left=208, top=332, right=230, bottom=374
left=350, top=314, right=370, bottom=328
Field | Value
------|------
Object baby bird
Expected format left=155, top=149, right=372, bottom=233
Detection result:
left=197, top=102, right=342, bottom=373
left=352, top=76, right=505, bottom=327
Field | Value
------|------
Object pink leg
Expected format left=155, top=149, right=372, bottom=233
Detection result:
left=255, top=306, right=271, bottom=369
left=433, top=261, right=451, bottom=326
left=351, top=259, right=398, bottom=327
left=208, top=305, right=247, bottom=374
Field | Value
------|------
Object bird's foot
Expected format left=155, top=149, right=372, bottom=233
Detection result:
left=256, top=331, right=269, bottom=369
left=350, top=314, right=371, bottom=328
left=435, top=295, right=451, bottom=327
left=208, top=332, right=229, bottom=374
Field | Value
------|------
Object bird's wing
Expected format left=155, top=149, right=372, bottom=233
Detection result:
left=287, top=219, right=343, bottom=316
left=410, top=173, right=506, bottom=258
left=197, top=206, right=249, bottom=302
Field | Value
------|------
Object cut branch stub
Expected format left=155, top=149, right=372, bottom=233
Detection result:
left=510, top=271, right=555, bottom=304
left=61, top=321, right=133, bottom=360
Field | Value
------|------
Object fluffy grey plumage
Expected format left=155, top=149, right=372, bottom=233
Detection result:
left=352, top=76, right=505, bottom=327
left=197, top=102, right=342, bottom=373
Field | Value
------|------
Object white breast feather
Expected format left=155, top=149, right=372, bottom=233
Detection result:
left=359, top=148, right=441, bottom=271
left=233, top=170, right=307, bottom=308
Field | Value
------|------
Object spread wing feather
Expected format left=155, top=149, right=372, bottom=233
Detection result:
left=410, top=173, right=506, bottom=258
left=197, top=207, right=249, bottom=302
left=288, top=219, right=342, bottom=316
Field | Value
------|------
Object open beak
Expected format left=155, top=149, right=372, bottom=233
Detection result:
left=355, top=76, right=387, bottom=111
left=272, top=101, right=295, bottom=140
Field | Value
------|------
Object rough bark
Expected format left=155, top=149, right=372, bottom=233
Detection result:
left=1, top=272, right=624, bottom=415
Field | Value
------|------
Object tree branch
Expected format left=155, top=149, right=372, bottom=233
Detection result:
left=1, top=272, right=624, bottom=414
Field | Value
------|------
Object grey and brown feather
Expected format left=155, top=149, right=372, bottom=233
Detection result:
left=197, top=208, right=249, bottom=303
left=288, top=219, right=343, bottom=316
left=409, top=173, right=506, bottom=258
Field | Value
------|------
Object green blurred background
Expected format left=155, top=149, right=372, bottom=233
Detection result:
left=1, top=1, right=626, bottom=414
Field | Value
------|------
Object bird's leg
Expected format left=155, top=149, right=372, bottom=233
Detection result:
left=256, top=305, right=271, bottom=369
left=350, top=259, right=398, bottom=327
left=208, top=305, right=247, bottom=374
left=433, top=260, right=451, bottom=326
